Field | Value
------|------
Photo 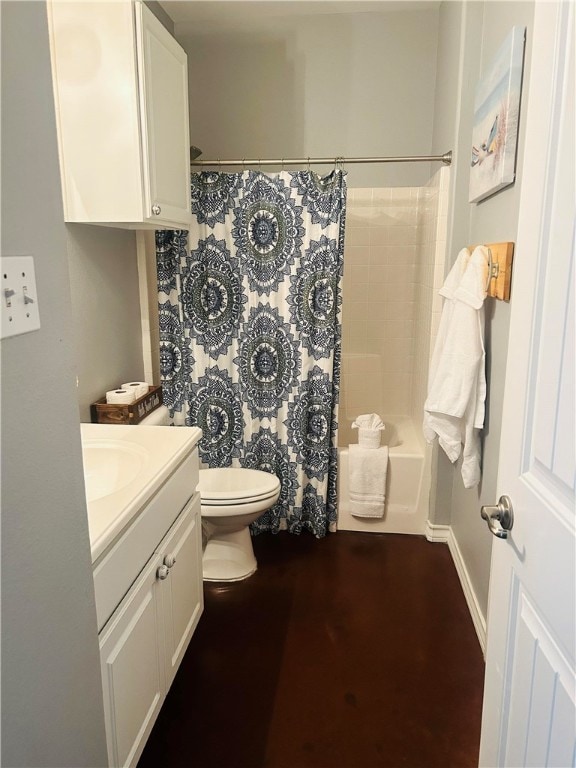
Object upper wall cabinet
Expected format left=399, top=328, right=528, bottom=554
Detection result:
left=47, top=1, right=191, bottom=230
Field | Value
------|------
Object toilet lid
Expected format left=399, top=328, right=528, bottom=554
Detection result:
left=198, top=467, right=280, bottom=502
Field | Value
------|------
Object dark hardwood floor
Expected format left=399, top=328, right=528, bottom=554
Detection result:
left=138, top=531, right=485, bottom=768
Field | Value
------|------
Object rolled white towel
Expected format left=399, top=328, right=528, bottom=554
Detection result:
left=351, top=413, right=386, bottom=431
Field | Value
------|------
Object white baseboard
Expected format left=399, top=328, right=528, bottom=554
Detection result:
left=426, top=521, right=487, bottom=656
left=425, top=520, right=451, bottom=542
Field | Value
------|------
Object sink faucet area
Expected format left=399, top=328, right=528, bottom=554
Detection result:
left=80, top=423, right=202, bottom=562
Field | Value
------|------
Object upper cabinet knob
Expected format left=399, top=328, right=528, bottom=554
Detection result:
left=152, top=204, right=161, bottom=216
left=163, top=554, right=177, bottom=569
left=156, top=564, right=170, bottom=580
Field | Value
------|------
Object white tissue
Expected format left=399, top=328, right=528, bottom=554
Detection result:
left=121, top=382, right=149, bottom=400
left=106, top=388, right=136, bottom=405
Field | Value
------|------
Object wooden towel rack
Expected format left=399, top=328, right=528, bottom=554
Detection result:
left=468, top=241, right=515, bottom=301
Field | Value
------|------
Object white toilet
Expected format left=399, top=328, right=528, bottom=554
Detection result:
left=140, top=406, right=280, bottom=582
left=199, top=467, right=280, bottom=582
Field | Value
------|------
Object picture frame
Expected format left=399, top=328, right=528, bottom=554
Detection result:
left=469, top=26, right=526, bottom=203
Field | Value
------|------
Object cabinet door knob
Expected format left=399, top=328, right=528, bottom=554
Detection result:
left=164, top=554, right=176, bottom=569
left=156, top=564, right=170, bottom=580
left=151, top=204, right=161, bottom=216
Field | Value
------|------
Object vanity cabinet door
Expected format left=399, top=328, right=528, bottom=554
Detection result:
left=99, top=553, right=166, bottom=768
left=98, top=495, right=204, bottom=767
left=158, top=493, right=204, bottom=690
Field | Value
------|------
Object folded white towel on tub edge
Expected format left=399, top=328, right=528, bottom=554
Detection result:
left=348, top=444, right=389, bottom=518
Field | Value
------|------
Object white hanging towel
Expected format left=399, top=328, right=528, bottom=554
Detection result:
left=348, top=444, right=389, bottom=518
left=423, top=246, right=488, bottom=489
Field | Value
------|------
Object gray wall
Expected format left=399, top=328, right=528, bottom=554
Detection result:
left=175, top=7, right=440, bottom=188
left=1, top=2, right=108, bottom=765
left=431, top=0, right=534, bottom=618
left=67, top=225, right=144, bottom=422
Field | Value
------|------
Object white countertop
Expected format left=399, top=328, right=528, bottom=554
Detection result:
left=81, top=423, right=202, bottom=562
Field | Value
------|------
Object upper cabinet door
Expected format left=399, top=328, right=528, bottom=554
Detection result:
left=135, top=3, right=191, bottom=228
left=47, top=1, right=191, bottom=230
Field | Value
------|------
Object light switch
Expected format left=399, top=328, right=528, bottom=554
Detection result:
left=1, top=256, right=41, bottom=339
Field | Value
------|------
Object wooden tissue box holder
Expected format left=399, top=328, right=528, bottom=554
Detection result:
left=90, top=385, right=163, bottom=425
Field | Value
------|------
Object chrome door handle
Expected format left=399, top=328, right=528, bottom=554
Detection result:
left=480, top=495, right=514, bottom=539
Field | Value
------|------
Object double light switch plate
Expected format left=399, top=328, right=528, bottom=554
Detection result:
left=1, top=256, right=41, bottom=339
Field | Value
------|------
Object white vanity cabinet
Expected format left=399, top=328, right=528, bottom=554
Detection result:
left=94, top=449, right=203, bottom=768
left=47, top=0, right=191, bottom=229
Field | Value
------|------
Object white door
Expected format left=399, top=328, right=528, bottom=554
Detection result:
left=479, top=3, right=575, bottom=766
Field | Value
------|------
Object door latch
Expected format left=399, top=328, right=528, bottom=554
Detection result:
left=480, top=495, right=514, bottom=539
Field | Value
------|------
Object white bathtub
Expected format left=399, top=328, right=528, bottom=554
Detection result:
left=337, top=416, right=430, bottom=535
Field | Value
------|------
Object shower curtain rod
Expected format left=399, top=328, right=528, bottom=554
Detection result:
left=190, top=151, right=452, bottom=168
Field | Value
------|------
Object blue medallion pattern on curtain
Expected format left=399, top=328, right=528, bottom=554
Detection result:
left=157, top=169, right=346, bottom=537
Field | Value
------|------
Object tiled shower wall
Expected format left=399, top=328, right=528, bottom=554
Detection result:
left=410, top=167, right=449, bottom=424
left=339, top=168, right=448, bottom=444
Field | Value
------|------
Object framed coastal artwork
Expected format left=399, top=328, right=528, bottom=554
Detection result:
left=469, top=26, right=526, bottom=203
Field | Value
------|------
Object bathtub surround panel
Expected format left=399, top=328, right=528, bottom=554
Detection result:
left=338, top=175, right=448, bottom=535
left=341, top=186, right=420, bottom=419
left=411, top=167, right=450, bottom=424
left=341, top=175, right=448, bottom=431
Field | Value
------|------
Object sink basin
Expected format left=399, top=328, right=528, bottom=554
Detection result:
left=82, top=440, right=148, bottom=503
left=80, top=422, right=202, bottom=563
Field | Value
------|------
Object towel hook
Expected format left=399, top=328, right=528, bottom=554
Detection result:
left=485, top=247, right=500, bottom=292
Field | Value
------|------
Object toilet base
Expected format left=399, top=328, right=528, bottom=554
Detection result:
left=202, top=526, right=257, bottom=581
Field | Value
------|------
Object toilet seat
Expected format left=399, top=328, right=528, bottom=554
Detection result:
left=198, top=468, right=280, bottom=503
left=200, top=490, right=279, bottom=506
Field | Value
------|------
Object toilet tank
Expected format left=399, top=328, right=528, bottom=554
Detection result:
left=139, top=405, right=172, bottom=426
